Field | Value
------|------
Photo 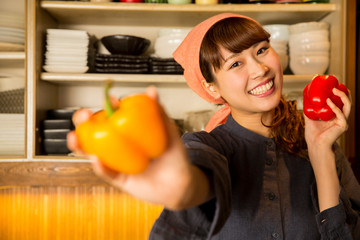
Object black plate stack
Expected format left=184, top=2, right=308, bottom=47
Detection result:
left=149, top=57, right=183, bottom=74
left=41, top=108, right=77, bottom=155
left=95, top=53, right=150, bottom=73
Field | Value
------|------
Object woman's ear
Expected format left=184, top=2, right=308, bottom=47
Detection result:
left=201, top=79, right=221, bottom=99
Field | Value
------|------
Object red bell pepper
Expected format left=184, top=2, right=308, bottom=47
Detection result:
left=303, top=75, right=349, bottom=121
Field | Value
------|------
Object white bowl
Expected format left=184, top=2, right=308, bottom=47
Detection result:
left=290, top=51, right=329, bottom=58
left=290, top=55, right=329, bottom=75
left=43, top=65, right=89, bottom=73
left=154, top=34, right=186, bottom=58
left=263, top=24, right=289, bottom=41
left=289, top=30, right=329, bottom=44
left=289, top=41, right=330, bottom=53
left=289, top=21, right=329, bottom=34
left=158, top=28, right=191, bottom=37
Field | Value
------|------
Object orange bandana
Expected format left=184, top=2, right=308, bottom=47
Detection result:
left=173, top=13, right=261, bottom=132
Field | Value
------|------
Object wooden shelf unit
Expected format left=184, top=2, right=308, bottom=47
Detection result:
left=27, top=0, right=348, bottom=158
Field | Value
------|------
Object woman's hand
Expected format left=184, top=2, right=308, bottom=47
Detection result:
left=67, top=87, right=210, bottom=210
left=304, top=87, right=351, bottom=149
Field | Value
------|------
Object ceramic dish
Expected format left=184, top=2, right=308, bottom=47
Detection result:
left=150, top=65, right=184, bottom=74
left=101, top=35, right=151, bottom=55
left=0, top=13, right=24, bottom=29
left=0, top=27, right=25, bottom=37
left=46, top=41, right=89, bottom=48
left=95, top=62, right=149, bottom=68
left=150, top=57, right=179, bottom=64
left=289, top=22, right=329, bottom=34
left=46, top=108, right=78, bottom=120
left=263, top=25, right=289, bottom=41
left=290, top=55, right=329, bottom=75
left=291, top=41, right=330, bottom=51
left=45, top=53, right=88, bottom=60
left=95, top=53, right=150, bottom=63
left=42, top=119, right=74, bottom=130
left=46, top=35, right=89, bottom=41
left=43, top=65, right=89, bottom=73
left=46, top=29, right=89, bottom=38
left=45, top=62, right=88, bottom=68
left=158, top=28, right=191, bottom=37
left=43, top=129, right=71, bottom=139
left=0, top=35, right=24, bottom=44
left=43, top=139, right=70, bottom=155
left=46, top=46, right=89, bottom=52
left=95, top=67, right=149, bottom=73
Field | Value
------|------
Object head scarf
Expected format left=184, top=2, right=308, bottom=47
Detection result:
left=173, top=13, right=262, bottom=132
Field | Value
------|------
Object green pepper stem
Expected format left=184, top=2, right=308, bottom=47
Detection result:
left=104, top=80, right=115, bottom=118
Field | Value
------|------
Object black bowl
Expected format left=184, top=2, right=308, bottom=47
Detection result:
left=101, top=35, right=151, bottom=55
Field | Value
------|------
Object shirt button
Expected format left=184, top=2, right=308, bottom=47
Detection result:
left=272, top=232, right=280, bottom=238
left=268, top=192, right=276, bottom=200
left=265, top=158, right=273, bottom=166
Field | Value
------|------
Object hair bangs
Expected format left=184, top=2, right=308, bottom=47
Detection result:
left=200, top=17, right=271, bottom=75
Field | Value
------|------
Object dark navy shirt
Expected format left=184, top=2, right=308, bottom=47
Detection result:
left=150, top=115, right=360, bottom=239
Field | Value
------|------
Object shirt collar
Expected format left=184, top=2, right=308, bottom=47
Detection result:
left=224, top=114, right=274, bottom=144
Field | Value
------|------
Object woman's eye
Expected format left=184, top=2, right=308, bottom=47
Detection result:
left=257, top=47, right=268, bottom=55
left=230, top=61, right=241, bottom=69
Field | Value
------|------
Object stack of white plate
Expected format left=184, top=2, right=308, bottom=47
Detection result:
left=263, top=24, right=289, bottom=72
left=43, top=29, right=90, bottom=73
left=0, top=113, right=25, bottom=156
left=0, top=11, right=25, bottom=51
left=289, top=22, right=330, bottom=75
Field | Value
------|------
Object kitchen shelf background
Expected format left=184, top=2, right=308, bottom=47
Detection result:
left=28, top=0, right=347, bottom=158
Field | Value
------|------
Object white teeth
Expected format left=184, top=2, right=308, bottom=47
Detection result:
left=249, top=80, right=273, bottom=95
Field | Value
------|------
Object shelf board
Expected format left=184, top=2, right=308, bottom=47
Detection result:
left=41, top=72, right=312, bottom=85
left=0, top=52, right=25, bottom=60
left=41, top=72, right=187, bottom=84
left=40, top=1, right=336, bottom=26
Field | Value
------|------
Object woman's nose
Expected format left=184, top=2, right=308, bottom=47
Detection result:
left=249, top=60, right=269, bottom=80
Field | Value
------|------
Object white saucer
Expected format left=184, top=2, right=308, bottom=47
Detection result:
left=43, top=65, right=89, bottom=73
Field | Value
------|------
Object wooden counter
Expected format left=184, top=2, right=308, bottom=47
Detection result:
left=0, top=162, right=163, bottom=240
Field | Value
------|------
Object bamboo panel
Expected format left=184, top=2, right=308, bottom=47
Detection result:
left=0, top=185, right=163, bottom=240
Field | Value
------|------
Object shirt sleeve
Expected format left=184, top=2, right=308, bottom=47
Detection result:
left=149, top=132, right=232, bottom=240
left=334, top=144, right=360, bottom=239
left=311, top=143, right=360, bottom=239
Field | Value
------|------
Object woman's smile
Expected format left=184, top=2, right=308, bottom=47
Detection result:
left=248, top=78, right=275, bottom=97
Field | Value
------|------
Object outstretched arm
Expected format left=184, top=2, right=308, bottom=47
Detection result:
left=67, top=86, right=210, bottom=210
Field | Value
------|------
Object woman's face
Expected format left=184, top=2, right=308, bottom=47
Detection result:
left=210, top=40, right=283, bottom=117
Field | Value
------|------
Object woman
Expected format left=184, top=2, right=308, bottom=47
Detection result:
left=68, top=13, right=360, bottom=239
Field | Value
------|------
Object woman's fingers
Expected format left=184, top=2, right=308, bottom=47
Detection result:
left=72, top=108, right=93, bottom=127
left=332, top=88, right=351, bottom=120
left=145, top=85, right=158, bottom=101
left=67, top=108, right=93, bottom=154
left=92, top=158, right=122, bottom=183
left=67, top=131, right=81, bottom=153
left=326, top=97, right=348, bottom=132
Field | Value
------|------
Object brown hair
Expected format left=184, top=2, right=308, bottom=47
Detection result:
left=200, top=17, right=307, bottom=156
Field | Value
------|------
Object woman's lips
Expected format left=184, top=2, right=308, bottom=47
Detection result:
left=248, top=79, right=274, bottom=96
